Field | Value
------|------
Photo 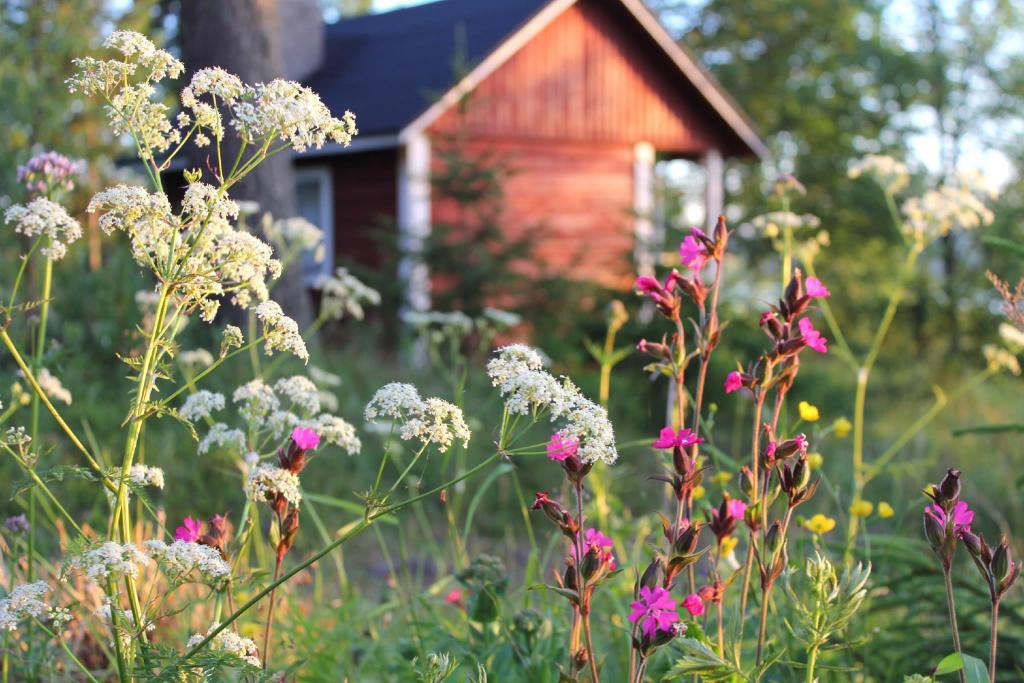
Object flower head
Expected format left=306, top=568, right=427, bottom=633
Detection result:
left=878, top=502, right=895, bottom=519
left=798, top=317, right=828, bottom=353
left=724, top=371, right=743, bottom=394
left=798, top=401, right=820, bottom=422
left=804, top=514, right=836, bottom=535
left=175, top=517, right=202, bottom=542
left=849, top=500, right=873, bottom=518
left=925, top=501, right=973, bottom=538
left=629, top=586, right=679, bottom=638
left=546, top=432, right=579, bottom=461
left=726, top=499, right=747, bottom=520
left=679, top=228, right=710, bottom=271
left=578, top=528, right=616, bottom=570
left=833, top=417, right=852, bottom=438
left=290, top=426, right=320, bottom=451
left=805, top=277, right=830, bottom=298
left=652, top=427, right=703, bottom=450
left=681, top=593, right=705, bottom=617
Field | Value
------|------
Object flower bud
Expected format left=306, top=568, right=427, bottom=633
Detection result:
left=923, top=512, right=945, bottom=553
left=674, top=522, right=702, bottom=556
left=938, top=468, right=961, bottom=507
left=638, top=557, right=663, bottom=593
left=765, top=521, right=784, bottom=557
left=960, top=530, right=984, bottom=559
left=992, top=540, right=1010, bottom=583
left=739, top=467, right=756, bottom=499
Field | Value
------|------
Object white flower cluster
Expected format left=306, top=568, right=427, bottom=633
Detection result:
left=33, top=368, right=73, bottom=405
left=180, top=390, right=226, bottom=422
left=0, top=581, right=51, bottom=632
left=274, top=375, right=321, bottom=415
left=401, top=310, right=474, bottom=335
left=245, top=464, right=301, bottom=507
left=749, top=211, right=822, bottom=238
left=198, top=423, right=246, bottom=456
left=129, top=464, right=165, bottom=490
left=487, top=345, right=618, bottom=465
left=180, top=67, right=245, bottom=144
left=999, top=322, right=1024, bottom=351
left=983, top=344, right=1021, bottom=375
left=4, top=198, right=82, bottom=261
left=143, top=540, right=231, bottom=585
left=848, top=154, right=910, bottom=194
left=265, top=216, right=324, bottom=254
left=314, top=267, right=381, bottom=321
left=65, top=542, right=150, bottom=582
left=231, top=79, right=358, bottom=152
left=187, top=624, right=261, bottom=668
left=902, top=172, right=998, bottom=243
left=304, top=414, right=361, bottom=455
left=255, top=301, right=309, bottom=362
left=364, top=384, right=470, bottom=453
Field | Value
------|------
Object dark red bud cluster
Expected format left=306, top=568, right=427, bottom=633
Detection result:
left=530, top=492, right=579, bottom=538
left=777, top=454, right=818, bottom=507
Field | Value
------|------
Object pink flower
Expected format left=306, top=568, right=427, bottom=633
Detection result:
left=680, top=228, right=710, bottom=271
left=291, top=426, right=320, bottom=451
left=652, top=427, right=704, bottom=450
left=629, top=586, right=680, bottom=638
left=681, top=593, right=705, bottom=617
left=725, top=371, right=743, bottom=394
left=798, top=317, right=828, bottom=353
left=579, top=528, right=616, bottom=570
left=806, top=277, right=831, bottom=298
left=175, top=517, right=201, bottom=542
left=726, top=499, right=747, bottom=520
left=547, top=432, right=579, bottom=461
left=925, top=501, right=974, bottom=538
left=444, top=588, right=463, bottom=606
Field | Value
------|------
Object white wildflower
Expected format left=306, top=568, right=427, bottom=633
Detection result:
left=902, top=173, right=997, bottom=243
left=401, top=310, right=474, bottom=335
left=4, top=199, right=82, bottom=261
left=848, top=154, right=910, bottom=194
left=180, top=390, right=225, bottom=422
left=144, top=540, right=230, bottom=585
left=399, top=398, right=470, bottom=452
left=0, top=581, right=50, bottom=632
left=255, top=301, right=308, bottom=361
left=23, top=368, right=73, bottom=405
left=265, top=216, right=324, bottom=253
left=179, top=348, right=215, bottom=369
left=65, top=542, right=150, bottom=582
left=187, top=624, right=261, bottom=668
left=364, top=383, right=424, bottom=422
left=309, top=366, right=342, bottom=388
left=318, top=391, right=339, bottom=413
left=983, top=344, right=1020, bottom=375
left=245, top=464, right=301, bottom=507
left=999, top=322, right=1024, bottom=351
left=198, top=423, right=246, bottom=456
left=264, top=410, right=301, bottom=438
left=232, top=379, right=279, bottom=424
left=749, top=211, right=821, bottom=239
left=486, top=345, right=547, bottom=387
left=222, top=325, right=244, bottom=354
left=129, top=464, right=164, bottom=490
left=6, top=427, right=30, bottom=446
left=481, top=307, right=522, bottom=328
left=314, top=267, right=381, bottom=321
left=230, top=79, right=357, bottom=152
left=274, top=376, right=320, bottom=415
left=306, top=414, right=361, bottom=455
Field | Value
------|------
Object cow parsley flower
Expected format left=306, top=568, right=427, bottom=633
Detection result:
left=144, top=539, right=230, bottom=585
left=274, top=376, right=321, bottom=415
left=848, top=154, right=910, bottom=194
left=315, top=267, right=381, bottom=321
left=180, top=67, right=245, bottom=142
left=65, top=542, right=150, bottom=582
left=232, top=379, right=279, bottom=424
left=245, top=464, right=301, bottom=507
left=230, top=79, right=357, bottom=152
left=4, top=199, right=82, bottom=261
left=179, top=348, right=215, bottom=369
left=305, top=414, right=361, bottom=455
left=399, top=398, right=470, bottom=452
left=255, top=301, right=308, bottom=361
left=187, top=624, right=261, bottom=668
left=364, top=383, right=425, bottom=421
left=129, top=464, right=165, bottom=490
left=198, top=423, right=246, bottom=456
left=20, top=368, right=73, bottom=405
left=0, top=581, right=51, bottom=632
left=265, top=216, right=324, bottom=253
left=180, top=390, right=226, bottom=422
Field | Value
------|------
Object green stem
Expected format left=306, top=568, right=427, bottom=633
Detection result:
left=990, top=599, right=999, bottom=683
left=943, top=568, right=967, bottom=683
left=262, top=553, right=284, bottom=670
left=806, top=643, right=819, bottom=683
left=33, top=619, right=101, bottom=683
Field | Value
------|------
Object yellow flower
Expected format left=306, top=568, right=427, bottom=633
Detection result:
left=807, top=452, right=824, bottom=470
left=692, top=485, right=706, bottom=501
left=804, top=514, right=836, bottom=535
left=849, top=500, right=873, bottom=518
left=798, top=401, right=820, bottom=422
left=833, top=417, right=852, bottom=438
left=720, top=535, right=738, bottom=557
left=711, top=471, right=733, bottom=485
left=877, top=502, right=895, bottom=519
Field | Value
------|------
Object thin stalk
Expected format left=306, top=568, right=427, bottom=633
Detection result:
left=33, top=618, right=101, bottom=683
left=755, top=584, right=771, bottom=666
left=573, top=480, right=600, bottom=683
left=262, top=554, right=284, bottom=670
left=28, top=256, right=53, bottom=584
left=943, top=568, right=967, bottom=683
left=805, top=644, right=819, bottom=683
left=990, top=599, right=1000, bottom=683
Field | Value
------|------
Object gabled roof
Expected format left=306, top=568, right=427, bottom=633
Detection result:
left=305, top=0, right=766, bottom=158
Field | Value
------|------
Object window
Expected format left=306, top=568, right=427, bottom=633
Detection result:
left=295, top=166, right=334, bottom=285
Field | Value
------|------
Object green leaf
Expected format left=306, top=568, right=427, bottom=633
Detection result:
left=664, top=638, right=740, bottom=681
left=961, top=654, right=988, bottom=683
left=982, top=235, right=1024, bottom=259
left=933, top=653, right=963, bottom=675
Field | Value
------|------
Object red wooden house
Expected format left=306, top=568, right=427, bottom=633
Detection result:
left=294, top=0, right=765, bottom=310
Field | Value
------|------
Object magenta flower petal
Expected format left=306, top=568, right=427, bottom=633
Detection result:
left=547, top=432, right=579, bottom=461
left=652, top=427, right=679, bottom=449
left=174, top=516, right=201, bottom=542
left=291, top=426, right=320, bottom=451
left=681, top=593, right=705, bottom=616
left=806, top=277, right=831, bottom=298
left=798, top=317, right=828, bottom=353
left=725, top=371, right=743, bottom=394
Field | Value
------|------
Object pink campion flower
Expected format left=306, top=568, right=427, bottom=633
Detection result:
left=925, top=501, right=974, bottom=538
left=805, top=277, right=831, bottom=298
left=652, top=427, right=704, bottom=450
left=547, top=432, right=579, bottom=461
left=725, top=371, right=743, bottom=394
left=798, top=317, right=828, bottom=353
left=726, top=499, right=747, bottom=520
left=175, top=517, right=201, bottom=542
left=444, top=588, right=463, bottom=606
left=679, top=228, right=710, bottom=271
left=291, top=426, right=320, bottom=451
left=580, top=527, right=616, bottom=570
left=629, top=586, right=680, bottom=638
left=681, top=593, right=705, bottom=617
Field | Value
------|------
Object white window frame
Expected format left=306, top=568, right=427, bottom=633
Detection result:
left=295, top=165, right=334, bottom=285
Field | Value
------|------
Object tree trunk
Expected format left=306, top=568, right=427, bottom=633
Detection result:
left=179, top=0, right=312, bottom=326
